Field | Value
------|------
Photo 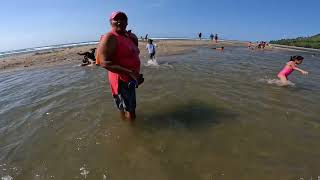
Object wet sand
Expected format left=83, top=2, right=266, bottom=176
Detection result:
left=0, top=40, right=246, bottom=72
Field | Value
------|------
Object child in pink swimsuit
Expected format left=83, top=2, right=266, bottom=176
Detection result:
left=277, top=56, right=308, bottom=85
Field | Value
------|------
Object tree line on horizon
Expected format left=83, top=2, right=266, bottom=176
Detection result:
left=270, top=34, right=320, bottom=49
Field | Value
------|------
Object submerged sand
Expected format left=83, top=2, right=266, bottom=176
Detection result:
left=0, top=40, right=247, bottom=72
left=1, top=41, right=319, bottom=179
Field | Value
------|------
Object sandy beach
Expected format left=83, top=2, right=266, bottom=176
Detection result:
left=0, top=40, right=246, bottom=72
left=4, top=40, right=314, bottom=73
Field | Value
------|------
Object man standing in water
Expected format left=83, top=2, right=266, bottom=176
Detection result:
left=96, top=11, right=143, bottom=121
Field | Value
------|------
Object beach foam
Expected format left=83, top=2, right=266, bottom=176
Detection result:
left=145, top=59, right=159, bottom=67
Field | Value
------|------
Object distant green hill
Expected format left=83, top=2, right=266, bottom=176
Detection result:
left=270, top=34, right=320, bottom=49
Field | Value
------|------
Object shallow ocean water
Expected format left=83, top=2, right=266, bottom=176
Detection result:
left=0, top=46, right=320, bottom=179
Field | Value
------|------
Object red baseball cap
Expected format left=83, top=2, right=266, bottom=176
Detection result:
left=109, top=11, right=127, bottom=21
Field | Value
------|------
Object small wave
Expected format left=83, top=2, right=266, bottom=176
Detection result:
left=1, top=175, right=13, bottom=180
left=144, top=59, right=175, bottom=70
left=161, top=62, right=174, bottom=69
left=144, top=59, right=159, bottom=67
left=258, top=78, right=295, bottom=87
left=80, top=166, right=90, bottom=179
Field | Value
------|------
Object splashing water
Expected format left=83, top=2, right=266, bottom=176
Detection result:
left=144, top=59, right=159, bottom=67
left=1, top=176, right=13, bottom=180
left=258, top=78, right=295, bottom=87
left=80, top=167, right=89, bottom=179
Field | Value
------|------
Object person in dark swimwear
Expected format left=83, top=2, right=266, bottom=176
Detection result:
left=198, top=32, right=202, bottom=40
left=78, top=48, right=96, bottom=66
left=210, top=33, right=214, bottom=41
left=214, top=34, right=218, bottom=43
left=145, top=34, right=149, bottom=41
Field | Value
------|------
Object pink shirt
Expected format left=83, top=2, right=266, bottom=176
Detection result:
left=107, top=31, right=141, bottom=95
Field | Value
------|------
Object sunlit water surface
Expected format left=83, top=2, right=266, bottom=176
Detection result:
left=1, top=47, right=320, bottom=180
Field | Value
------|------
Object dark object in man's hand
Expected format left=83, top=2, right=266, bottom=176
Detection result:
left=138, top=74, right=144, bottom=85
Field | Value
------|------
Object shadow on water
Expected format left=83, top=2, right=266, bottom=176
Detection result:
left=136, top=100, right=236, bottom=131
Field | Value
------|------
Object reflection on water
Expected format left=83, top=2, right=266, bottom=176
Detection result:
left=0, top=46, right=320, bottom=179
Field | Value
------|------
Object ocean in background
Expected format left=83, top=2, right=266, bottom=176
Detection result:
left=0, top=41, right=99, bottom=58
left=0, top=38, right=206, bottom=58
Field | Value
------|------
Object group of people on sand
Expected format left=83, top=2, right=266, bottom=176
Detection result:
left=210, top=33, right=219, bottom=43
left=247, top=41, right=269, bottom=50
left=198, top=32, right=219, bottom=42
left=80, top=11, right=309, bottom=122
left=139, top=34, right=149, bottom=41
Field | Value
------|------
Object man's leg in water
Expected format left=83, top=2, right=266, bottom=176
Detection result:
left=123, top=86, right=136, bottom=121
left=115, top=80, right=137, bottom=121
left=119, top=111, right=126, bottom=120
left=125, top=111, right=136, bottom=121
left=114, top=94, right=127, bottom=120
left=278, top=75, right=288, bottom=86
left=116, top=103, right=136, bottom=121
left=125, top=84, right=137, bottom=121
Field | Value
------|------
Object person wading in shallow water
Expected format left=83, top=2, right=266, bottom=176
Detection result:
left=146, top=39, right=156, bottom=60
left=277, top=55, right=308, bottom=85
left=96, top=11, right=144, bottom=121
left=78, top=48, right=96, bottom=66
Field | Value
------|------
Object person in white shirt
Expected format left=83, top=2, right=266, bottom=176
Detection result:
left=146, top=39, right=156, bottom=60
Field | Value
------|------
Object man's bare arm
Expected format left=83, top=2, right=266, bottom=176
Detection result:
left=98, top=34, right=134, bottom=74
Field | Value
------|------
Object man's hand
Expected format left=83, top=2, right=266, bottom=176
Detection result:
left=128, top=71, right=138, bottom=83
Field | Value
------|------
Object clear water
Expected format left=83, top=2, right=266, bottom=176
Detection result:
left=0, top=47, right=320, bottom=179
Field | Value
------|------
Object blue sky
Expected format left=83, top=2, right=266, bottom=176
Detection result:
left=0, top=0, right=319, bottom=52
